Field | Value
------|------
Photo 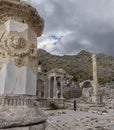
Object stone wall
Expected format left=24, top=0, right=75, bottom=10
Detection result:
left=63, top=88, right=82, bottom=99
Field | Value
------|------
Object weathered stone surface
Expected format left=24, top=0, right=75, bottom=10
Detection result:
left=0, top=0, right=44, bottom=36
left=82, top=87, right=92, bottom=98
left=0, top=0, right=46, bottom=129
left=0, top=123, right=46, bottom=130
left=5, top=20, right=28, bottom=32
left=0, top=60, right=36, bottom=95
left=0, top=95, right=47, bottom=129
left=0, top=26, right=38, bottom=73
left=46, top=110, right=114, bottom=130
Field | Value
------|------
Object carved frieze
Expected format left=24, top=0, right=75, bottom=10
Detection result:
left=0, top=95, right=38, bottom=106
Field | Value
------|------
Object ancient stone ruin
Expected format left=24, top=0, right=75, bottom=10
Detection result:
left=0, top=0, right=47, bottom=129
left=37, top=67, right=82, bottom=100
left=91, top=53, right=101, bottom=104
left=79, top=53, right=102, bottom=104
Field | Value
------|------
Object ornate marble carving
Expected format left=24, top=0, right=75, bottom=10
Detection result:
left=0, top=32, right=38, bottom=73
left=0, top=0, right=44, bottom=37
left=0, top=95, right=38, bottom=106
left=0, top=0, right=47, bottom=129
left=0, top=95, right=47, bottom=129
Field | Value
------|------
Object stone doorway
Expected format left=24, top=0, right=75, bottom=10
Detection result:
left=81, top=81, right=93, bottom=102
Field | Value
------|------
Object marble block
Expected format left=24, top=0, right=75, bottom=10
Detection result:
left=5, top=20, right=37, bottom=42
left=5, top=20, right=28, bottom=32
left=0, top=60, right=36, bottom=95
left=0, top=95, right=47, bottom=130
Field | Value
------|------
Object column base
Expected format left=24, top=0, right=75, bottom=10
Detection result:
left=53, top=96, right=57, bottom=99
left=60, top=97, right=64, bottom=99
left=92, top=94, right=102, bottom=104
left=0, top=95, right=47, bottom=129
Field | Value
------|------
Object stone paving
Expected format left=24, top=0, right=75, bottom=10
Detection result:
left=45, top=109, right=114, bottom=130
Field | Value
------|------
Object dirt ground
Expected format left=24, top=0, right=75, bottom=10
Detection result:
left=45, top=109, right=114, bottom=130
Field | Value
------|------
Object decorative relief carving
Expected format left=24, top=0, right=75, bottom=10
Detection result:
left=0, top=0, right=44, bottom=36
left=0, top=95, right=38, bottom=106
left=0, top=32, right=38, bottom=73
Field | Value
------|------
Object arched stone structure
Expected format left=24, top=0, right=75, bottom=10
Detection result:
left=79, top=80, right=93, bottom=88
left=79, top=53, right=101, bottom=104
left=80, top=80, right=93, bottom=102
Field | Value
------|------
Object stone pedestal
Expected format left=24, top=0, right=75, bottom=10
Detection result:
left=0, top=60, right=36, bottom=95
left=92, top=95, right=101, bottom=104
left=0, top=0, right=46, bottom=129
left=0, top=95, right=47, bottom=130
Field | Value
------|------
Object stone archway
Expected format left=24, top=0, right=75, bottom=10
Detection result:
left=80, top=80, right=93, bottom=102
left=79, top=80, right=93, bottom=88
left=37, top=79, right=45, bottom=98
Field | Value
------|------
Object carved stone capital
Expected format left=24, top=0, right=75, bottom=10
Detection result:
left=0, top=0, right=44, bottom=36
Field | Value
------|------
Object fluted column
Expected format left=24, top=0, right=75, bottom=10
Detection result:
left=60, top=76, right=64, bottom=99
left=48, top=77, right=51, bottom=98
left=44, top=82, right=46, bottom=98
left=53, top=76, right=56, bottom=98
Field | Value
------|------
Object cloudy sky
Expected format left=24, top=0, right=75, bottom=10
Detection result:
left=27, top=0, right=114, bottom=56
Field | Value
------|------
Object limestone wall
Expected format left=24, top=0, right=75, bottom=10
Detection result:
left=63, top=88, right=82, bottom=99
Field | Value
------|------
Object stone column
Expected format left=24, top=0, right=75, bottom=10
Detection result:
left=92, top=53, right=101, bottom=104
left=53, top=76, right=57, bottom=98
left=38, top=91, right=41, bottom=98
left=60, top=76, right=64, bottom=99
left=92, top=53, right=98, bottom=85
left=92, top=53, right=98, bottom=95
left=0, top=0, right=47, bottom=129
left=48, top=77, right=51, bottom=98
left=44, top=82, right=46, bottom=98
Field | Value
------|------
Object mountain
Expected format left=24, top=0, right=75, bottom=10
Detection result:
left=38, top=49, right=114, bottom=84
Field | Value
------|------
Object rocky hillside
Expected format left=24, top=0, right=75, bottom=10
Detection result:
left=38, top=49, right=114, bottom=84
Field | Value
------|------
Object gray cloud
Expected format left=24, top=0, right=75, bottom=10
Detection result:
left=29, top=0, right=114, bottom=56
